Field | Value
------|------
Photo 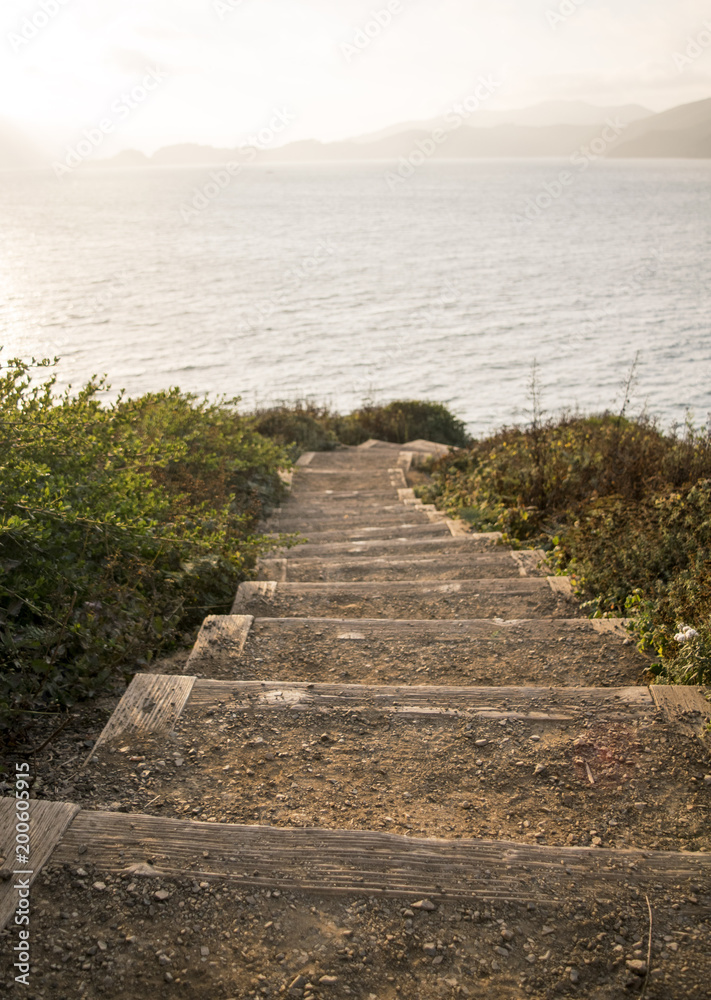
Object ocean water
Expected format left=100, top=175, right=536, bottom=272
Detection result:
left=0, top=159, right=709, bottom=435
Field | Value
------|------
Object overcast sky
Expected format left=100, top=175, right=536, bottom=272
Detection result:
left=3, top=0, right=711, bottom=156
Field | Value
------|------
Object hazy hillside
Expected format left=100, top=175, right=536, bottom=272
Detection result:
left=609, top=97, right=711, bottom=157
left=90, top=97, right=711, bottom=167
left=351, top=100, right=653, bottom=143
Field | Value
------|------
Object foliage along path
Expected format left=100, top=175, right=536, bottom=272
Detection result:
left=1, top=440, right=711, bottom=999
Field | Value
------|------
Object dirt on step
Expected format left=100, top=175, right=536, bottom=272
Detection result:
left=236, top=584, right=578, bottom=621
left=3, top=860, right=708, bottom=999
left=192, top=619, right=648, bottom=689
left=78, top=706, right=711, bottom=853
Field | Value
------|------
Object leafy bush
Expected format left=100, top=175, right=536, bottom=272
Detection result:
left=343, top=400, right=471, bottom=448
left=422, top=413, right=711, bottom=683
left=251, top=398, right=470, bottom=453
left=0, top=359, right=289, bottom=727
left=251, top=401, right=342, bottom=458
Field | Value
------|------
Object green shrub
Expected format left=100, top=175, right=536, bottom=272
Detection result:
left=344, top=400, right=470, bottom=448
left=423, top=413, right=711, bottom=683
left=0, top=359, right=289, bottom=727
left=249, top=398, right=470, bottom=454
left=251, top=401, right=342, bottom=458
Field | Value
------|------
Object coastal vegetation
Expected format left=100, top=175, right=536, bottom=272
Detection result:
left=0, top=359, right=288, bottom=728
left=0, top=363, right=465, bottom=728
left=3, top=356, right=706, bottom=735
left=252, top=398, right=471, bottom=456
left=419, top=410, right=711, bottom=685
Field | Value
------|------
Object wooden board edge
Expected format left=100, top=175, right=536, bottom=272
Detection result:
left=51, top=810, right=711, bottom=905
left=0, top=800, right=80, bottom=931
left=231, top=581, right=278, bottom=613
left=186, top=614, right=254, bottom=674
left=92, top=673, right=196, bottom=752
left=650, top=686, right=711, bottom=747
left=388, top=467, right=408, bottom=489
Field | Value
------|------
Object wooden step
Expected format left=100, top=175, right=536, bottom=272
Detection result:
left=290, top=470, right=406, bottom=493
left=185, top=615, right=648, bottom=688
left=82, top=675, right=711, bottom=852
left=0, top=800, right=79, bottom=931
left=273, top=533, right=503, bottom=560
left=268, top=510, right=438, bottom=532
left=232, top=578, right=578, bottom=620
left=45, top=806, right=711, bottom=903
left=284, top=489, right=402, bottom=503
left=291, top=469, right=406, bottom=492
left=9, top=805, right=710, bottom=999
left=256, top=552, right=545, bottom=584
left=265, top=520, right=452, bottom=544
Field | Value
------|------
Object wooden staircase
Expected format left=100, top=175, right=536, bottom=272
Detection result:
left=2, top=440, right=710, bottom=999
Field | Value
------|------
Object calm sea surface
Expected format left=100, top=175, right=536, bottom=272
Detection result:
left=0, top=160, right=709, bottom=434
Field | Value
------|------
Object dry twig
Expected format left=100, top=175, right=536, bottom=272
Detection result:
left=640, top=893, right=653, bottom=999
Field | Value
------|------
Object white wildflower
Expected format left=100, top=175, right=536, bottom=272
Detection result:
left=674, top=626, right=699, bottom=643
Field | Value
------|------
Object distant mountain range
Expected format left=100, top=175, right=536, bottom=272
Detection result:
left=3, top=98, right=711, bottom=170
left=607, top=97, right=711, bottom=157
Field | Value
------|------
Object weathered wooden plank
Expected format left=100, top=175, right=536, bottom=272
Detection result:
left=274, top=534, right=500, bottom=558
left=93, top=674, right=196, bottom=750
left=388, top=467, right=408, bottom=489
left=230, top=577, right=576, bottom=620
left=186, top=614, right=254, bottom=672
left=295, top=452, right=315, bottom=466
left=240, top=578, right=558, bottom=596
left=271, top=552, right=537, bottom=584
left=402, top=439, right=452, bottom=456
left=52, top=810, right=711, bottom=904
left=232, top=581, right=277, bottom=613
left=186, top=678, right=653, bottom=722
left=650, top=686, right=711, bottom=746
left=0, top=800, right=79, bottom=931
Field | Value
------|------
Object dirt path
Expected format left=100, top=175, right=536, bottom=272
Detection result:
left=1, top=439, right=710, bottom=1000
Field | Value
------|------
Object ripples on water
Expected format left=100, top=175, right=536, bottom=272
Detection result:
left=0, top=160, right=709, bottom=434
